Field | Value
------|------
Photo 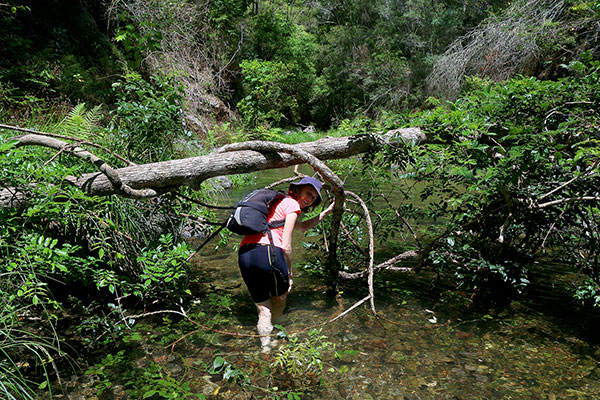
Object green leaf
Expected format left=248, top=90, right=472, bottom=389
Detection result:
left=143, top=390, right=156, bottom=398
left=212, top=356, right=225, bottom=370
left=223, top=367, right=236, bottom=381
left=0, top=140, right=18, bottom=152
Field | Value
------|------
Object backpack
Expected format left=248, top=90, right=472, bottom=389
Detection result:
left=226, top=188, right=287, bottom=241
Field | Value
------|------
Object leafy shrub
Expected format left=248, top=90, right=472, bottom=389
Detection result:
left=134, top=234, right=192, bottom=301
left=109, top=72, right=190, bottom=162
left=237, top=60, right=301, bottom=127
left=0, top=107, right=201, bottom=397
left=86, top=350, right=204, bottom=399
left=382, top=58, right=600, bottom=303
left=272, top=327, right=334, bottom=380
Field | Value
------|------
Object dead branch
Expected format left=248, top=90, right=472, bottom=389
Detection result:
left=536, top=196, right=600, bottom=209
left=175, top=192, right=233, bottom=210
left=339, top=250, right=418, bottom=279
left=340, top=221, right=368, bottom=257
left=345, top=190, right=376, bottom=315
left=380, top=193, right=421, bottom=248
left=0, top=186, right=30, bottom=209
left=538, top=160, right=598, bottom=201
left=265, top=174, right=305, bottom=189
left=428, top=0, right=567, bottom=98
left=328, top=295, right=372, bottom=323
left=4, top=129, right=423, bottom=203
left=12, top=134, right=156, bottom=198
left=1, top=123, right=134, bottom=166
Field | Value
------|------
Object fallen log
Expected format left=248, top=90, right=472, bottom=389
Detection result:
left=2, top=128, right=425, bottom=205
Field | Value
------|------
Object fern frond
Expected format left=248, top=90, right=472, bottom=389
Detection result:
left=58, top=103, right=104, bottom=140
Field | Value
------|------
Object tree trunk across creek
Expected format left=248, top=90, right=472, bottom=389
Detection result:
left=5, top=129, right=425, bottom=199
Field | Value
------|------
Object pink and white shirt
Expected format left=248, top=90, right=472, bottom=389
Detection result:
left=240, top=197, right=301, bottom=248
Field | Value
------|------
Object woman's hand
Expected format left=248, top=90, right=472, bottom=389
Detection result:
left=287, top=277, right=293, bottom=293
left=322, top=201, right=335, bottom=216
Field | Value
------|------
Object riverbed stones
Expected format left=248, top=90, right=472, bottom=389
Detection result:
left=205, top=175, right=233, bottom=192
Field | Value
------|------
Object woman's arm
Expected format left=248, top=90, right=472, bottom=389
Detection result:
left=281, top=212, right=298, bottom=268
left=295, top=202, right=335, bottom=232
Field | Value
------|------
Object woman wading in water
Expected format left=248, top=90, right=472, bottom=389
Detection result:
left=238, top=177, right=334, bottom=352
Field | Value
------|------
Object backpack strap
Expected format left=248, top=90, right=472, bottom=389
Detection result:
left=265, top=193, right=288, bottom=231
left=264, top=194, right=290, bottom=267
left=267, top=219, right=286, bottom=229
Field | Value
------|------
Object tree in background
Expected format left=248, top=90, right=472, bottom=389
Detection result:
left=428, top=0, right=600, bottom=98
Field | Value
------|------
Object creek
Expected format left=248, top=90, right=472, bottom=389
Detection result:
left=188, top=166, right=599, bottom=399
left=62, top=166, right=600, bottom=400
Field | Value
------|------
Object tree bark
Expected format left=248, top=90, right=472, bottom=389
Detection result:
left=2, top=129, right=425, bottom=208
left=6, top=130, right=424, bottom=197
left=68, top=134, right=372, bottom=195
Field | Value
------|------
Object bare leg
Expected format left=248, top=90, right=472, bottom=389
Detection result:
left=255, top=300, right=273, bottom=352
left=271, top=293, right=287, bottom=321
left=255, top=293, right=287, bottom=353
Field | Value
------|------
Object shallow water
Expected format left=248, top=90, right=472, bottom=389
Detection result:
left=60, top=167, right=600, bottom=399
left=167, top=241, right=599, bottom=400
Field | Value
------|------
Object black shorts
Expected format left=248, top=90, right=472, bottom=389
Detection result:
left=238, top=244, right=290, bottom=303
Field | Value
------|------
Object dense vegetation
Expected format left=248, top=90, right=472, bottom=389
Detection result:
left=1, top=0, right=599, bottom=399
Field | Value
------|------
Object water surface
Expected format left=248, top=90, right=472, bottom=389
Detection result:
left=62, top=167, right=600, bottom=400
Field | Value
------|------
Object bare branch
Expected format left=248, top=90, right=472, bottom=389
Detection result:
left=428, top=0, right=567, bottom=98
left=536, top=196, right=600, bottom=209
left=12, top=134, right=156, bottom=198
left=1, top=123, right=134, bottom=166
left=380, top=193, right=421, bottom=248
left=346, top=190, right=376, bottom=315
left=328, top=295, right=372, bottom=323
left=339, top=250, right=418, bottom=279
left=340, top=221, right=368, bottom=257
left=175, top=192, right=233, bottom=210
left=538, top=161, right=598, bottom=201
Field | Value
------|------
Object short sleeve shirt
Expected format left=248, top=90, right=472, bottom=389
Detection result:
left=240, top=197, right=301, bottom=248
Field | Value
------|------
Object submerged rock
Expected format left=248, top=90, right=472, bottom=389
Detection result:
left=205, top=176, right=233, bottom=192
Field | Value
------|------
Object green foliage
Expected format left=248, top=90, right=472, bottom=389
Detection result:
left=57, top=103, right=104, bottom=140
left=134, top=234, right=192, bottom=301
left=272, top=327, right=334, bottom=379
left=237, top=60, right=301, bottom=126
left=0, top=1, right=122, bottom=107
left=114, top=15, right=163, bottom=71
left=86, top=350, right=205, bottom=399
left=0, top=277, right=63, bottom=400
left=209, top=0, right=253, bottom=37
left=109, top=72, right=190, bottom=162
left=575, top=279, right=600, bottom=307
left=380, top=58, right=600, bottom=303
left=0, top=105, right=203, bottom=398
left=208, top=356, right=250, bottom=385
left=238, top=12, right=319, bottom=127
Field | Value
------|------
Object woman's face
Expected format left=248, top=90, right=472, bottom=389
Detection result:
left=296, top=185, right=319, bottom=209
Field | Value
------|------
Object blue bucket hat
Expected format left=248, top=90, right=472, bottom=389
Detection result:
left=289, top=176, right=323, bottom=207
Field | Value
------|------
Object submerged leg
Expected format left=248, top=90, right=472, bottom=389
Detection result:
left=256, top=300, right=273, bottom=352
left=271, top=293, right=287, bottom=321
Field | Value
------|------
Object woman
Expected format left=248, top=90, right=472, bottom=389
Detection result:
left=238, top=176, right=334, bottom=352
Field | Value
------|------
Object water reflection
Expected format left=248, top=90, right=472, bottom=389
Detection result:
left=188, top=167, right=600, bottom=399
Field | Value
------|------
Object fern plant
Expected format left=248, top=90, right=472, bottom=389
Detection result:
left=58, top=103, right=104, bottom=140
